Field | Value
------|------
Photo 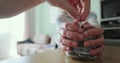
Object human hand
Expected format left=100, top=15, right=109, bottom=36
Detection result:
left=82, top=23, right=104, bottom=59
left=59, top=22, right=104, bottom=59
left=59, top=22, right=84, bottom=50
left=47, top=0, right=90, bottom=21
left=47, top=0, right=79, bottom=18
left=67, top=0, right=90, bottom=21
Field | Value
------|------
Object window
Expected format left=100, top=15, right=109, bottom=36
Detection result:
left=0, top=13, right=25, bottom=41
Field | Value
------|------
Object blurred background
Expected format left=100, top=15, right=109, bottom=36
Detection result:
left=1, top=0, right=120, bottom=61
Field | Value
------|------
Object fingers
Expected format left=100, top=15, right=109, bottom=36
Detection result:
left=60, top=22, right=83, bottom=33
left=61, top=37, right=77, bottom=47
left=67, top=0, right=82, bottom=11
left=59, top=23, right=84, bottom=41
left=63, top=46, right=71, bottom=51
left=67, top=0, right=90, bottom=21
left=67, top=0, right=78, bottom=10
left=59, top=22, right=84, bottom=51
left=82, top=24, right=104, bottom=58
left=82, top=23, right=94, bottom=29
left=83, top=23, right=104, bottom=37
left=80, top=0, right=90, bottom=21
left=59, top=29, right=84, bottom=41
left=96, top=52, right=103, bottom=59
left=90, top=45, right=104, bottom=56
left=84, top=26, right=104, bottom=37
left=84, top=35, right=104, bottom=47
left=76, top=0, right=82, bottom=13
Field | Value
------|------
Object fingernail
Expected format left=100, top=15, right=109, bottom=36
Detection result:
left=66, top=47, right=70, bottom=51
left=72, top=42, right=77, bottom=47
left=61, top=23, right=66, bottom=28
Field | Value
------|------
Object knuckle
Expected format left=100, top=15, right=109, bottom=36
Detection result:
left=62, top=38, right=72, bottom=47
left=61, top=23, right=67, bottom=28
left=63, top=30, right=67, bottom=36
left=87, top=40, right=94, bottom=47
left=61, top=41, right=66, bottom=46
left=63, top=30, right=84, bottom=41
left=65, top=23, right=70, bottom=28
left=61, top=23, right=71, bottom=30
left=90, top=41, right=95, bottom=46
left=66, top=41, right=72, bottom=46
left=66, top=31, right=72, bottom=38
left=60, top=30, right=67, bottom=36
left=87, top=30, right=93, bottom=36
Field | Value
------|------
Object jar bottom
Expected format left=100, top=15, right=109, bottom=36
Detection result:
left=66, top=51, right=96, bottom=60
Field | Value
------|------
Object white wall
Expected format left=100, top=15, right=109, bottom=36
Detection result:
left=0, top=34, right=19, bottom=60
left=34, top=1, right=102, bottom=35
left=34, top=2, right=60, bottom=35
left=0, top=13, right=25, bottom=60
left=91, top=0, right=101, bottom=23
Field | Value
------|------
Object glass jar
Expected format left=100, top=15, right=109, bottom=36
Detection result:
left=66, top=12, right=99, bottom=60
left=66, top=36, right=97, bottom=60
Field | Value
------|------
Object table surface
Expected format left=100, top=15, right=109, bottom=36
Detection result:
left=1, top=46, right=120, bottom=63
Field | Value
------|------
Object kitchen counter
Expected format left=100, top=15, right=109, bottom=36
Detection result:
left=104, top=39, right=120, bottom=46
left=0, top=45, right=120, bottom=63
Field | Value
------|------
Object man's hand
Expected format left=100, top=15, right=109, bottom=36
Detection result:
left=59, top=22, right=104, bottom=59
left=67, top=0, right=90, bottom=21
left=83, top=23, right=104, bottom=58
left=59, top=22, right=84, bottom=50
left=47, top=0, right=90, bottom=21
left=47, top=0, right=80, bottom=19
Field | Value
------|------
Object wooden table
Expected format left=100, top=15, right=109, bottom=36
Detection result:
left=0, top=46, right=120, bottom=63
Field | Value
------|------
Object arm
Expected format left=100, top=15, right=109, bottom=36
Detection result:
left=0, top=0, right=45, bottom=18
